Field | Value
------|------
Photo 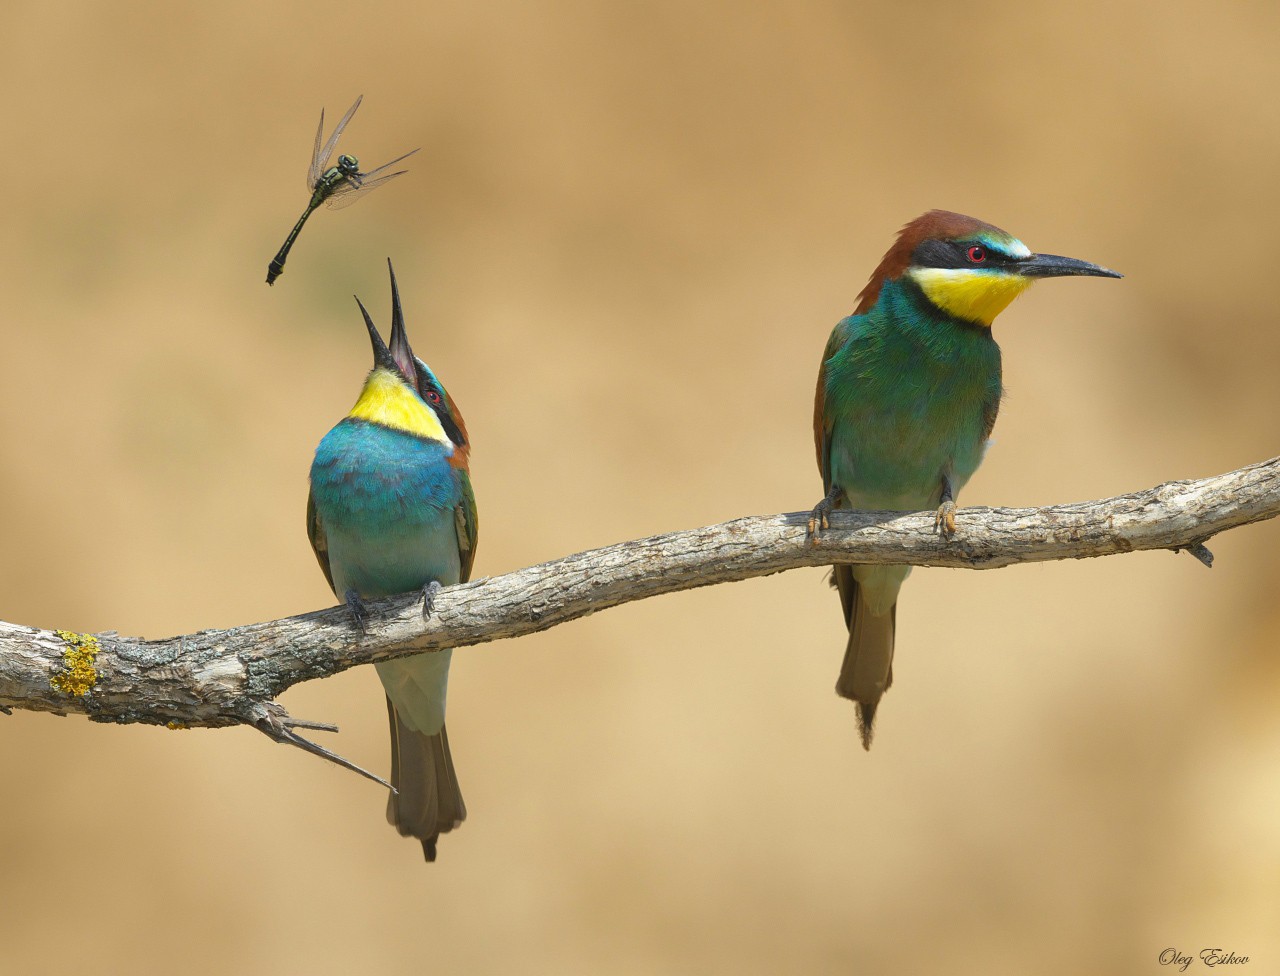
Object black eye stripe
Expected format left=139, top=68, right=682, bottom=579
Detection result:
left=911, top=239, right=1016, bottom=269
left=413, top=363, right=467, bottom=447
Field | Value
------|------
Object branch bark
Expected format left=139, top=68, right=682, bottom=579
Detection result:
left=3, top=456, right=1277, bottom=746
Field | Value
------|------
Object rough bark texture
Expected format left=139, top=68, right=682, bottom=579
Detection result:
left=2, top=457, right=1276, bottom=735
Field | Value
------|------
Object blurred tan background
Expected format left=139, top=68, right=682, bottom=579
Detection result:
left=2, top=1, right=1278, bottom=973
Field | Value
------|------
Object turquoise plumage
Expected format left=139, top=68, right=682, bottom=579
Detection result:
left=812, top=211, right=1120, bottom=748
left=820, top=277, right=1002, bottom=511
left=308, top=261, right=477, bottom=861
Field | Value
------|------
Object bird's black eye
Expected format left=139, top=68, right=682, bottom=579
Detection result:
left=425, top=389, right=443, bottom=405
left=966, top=245, right=987, bottom=264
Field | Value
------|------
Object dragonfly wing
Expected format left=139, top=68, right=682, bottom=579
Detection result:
left=323, top=170, right=408, bottom=210
left=312, top=95, right=363, bottom=189
left=307, top=107, right=327, bottom=190
left=356, top=147, right=421, bottom=182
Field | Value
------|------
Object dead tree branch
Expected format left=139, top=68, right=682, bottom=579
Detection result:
left=2, top=457, right=1276, bottom=765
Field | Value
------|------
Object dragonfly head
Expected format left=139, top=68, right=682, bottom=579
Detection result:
left=336, top=154, right=359, bottom=175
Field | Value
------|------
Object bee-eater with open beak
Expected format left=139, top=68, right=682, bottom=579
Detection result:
left=307, top=260, right=477, bottom=860
left=811, top=210, right=1120, bottom=749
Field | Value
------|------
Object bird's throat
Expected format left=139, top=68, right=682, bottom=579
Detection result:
left=908, top=268, right=1033, bottom=327
left=349, top=368, right=451, bottom=443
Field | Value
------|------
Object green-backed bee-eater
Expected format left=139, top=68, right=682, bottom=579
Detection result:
left=811, top=210, right=1120, bottom=749
left=307, top=260, right=477, bottom=860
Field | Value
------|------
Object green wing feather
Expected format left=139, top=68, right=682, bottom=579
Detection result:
left=814, top=318, right=856, bottom=628
left=981, top=393, right=1002, bottom=443
left=306, top=488, right=336, bottom=595
left=454, top=469, right=479, bottom=584
left=813, top=317, right=850, bottom=491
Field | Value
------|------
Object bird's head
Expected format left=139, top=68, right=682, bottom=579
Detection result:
left=348, top=260, right=470, bottom=465
left=855, top=210, right=1121, bottom=327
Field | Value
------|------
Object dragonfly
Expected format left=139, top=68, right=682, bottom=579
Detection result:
left=266, top=95, right=419, bottom=285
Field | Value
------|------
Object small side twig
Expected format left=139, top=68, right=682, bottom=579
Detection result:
left=1179, top=541, right=1215, bottom=568
left=249, top=702, right=393, bottom=791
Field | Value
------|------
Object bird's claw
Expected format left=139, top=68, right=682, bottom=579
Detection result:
left=421, top=580, right=443, bottom=620
left=344, top=589, right=369, bottom=634
left=807, top=497, right=836, bottom=545
left=934, top=500, right=957, bottom=537
left=806, top=509, right=829, bottom=538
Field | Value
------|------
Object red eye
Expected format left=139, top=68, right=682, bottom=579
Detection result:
left=967, top=245, right=987, bottom=263
left=425, top=390, right=443, bottom=405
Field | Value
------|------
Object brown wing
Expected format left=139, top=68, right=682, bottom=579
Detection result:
left=306, top=489, right=336, bottom=595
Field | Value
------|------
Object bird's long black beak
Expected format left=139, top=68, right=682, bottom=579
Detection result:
left=355, top=259, right=419, bottom=384
left=385, top=258, right=417, bottom=380
left=1020, top=252, right=1123, bottom=279
left=355, top=295, right=400, bottom=373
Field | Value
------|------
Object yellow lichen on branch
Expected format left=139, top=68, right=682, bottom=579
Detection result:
left=50, top=630, right=100, bottom=697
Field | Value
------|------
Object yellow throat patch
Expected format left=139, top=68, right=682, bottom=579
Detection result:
left=348, top=368, right=450, bottom=443
left=908, top=267, right=1033, bottom=327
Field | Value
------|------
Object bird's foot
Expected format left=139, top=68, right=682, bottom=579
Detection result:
left=807, top=501, right=831, bottom=541
left=420, top=580, right=443, bottom=620
left=934, top=500, right=957, bottom=537
left=344, top=589, right=370, bottom=634
left=807, top=486, right=844, bottom=545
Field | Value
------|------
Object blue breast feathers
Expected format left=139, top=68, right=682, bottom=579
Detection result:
left=310, top=418, right=462, bottom=527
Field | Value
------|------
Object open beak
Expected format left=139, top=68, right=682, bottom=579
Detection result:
left=386, top=259, right=418, bottom=383
left=356, top=296, right=400, bottom=373
left=1019, top=252, right=1123, bottom=279
left=354, top=259, right=419, bottom=387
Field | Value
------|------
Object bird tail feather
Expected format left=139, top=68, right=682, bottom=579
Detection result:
left=385, top=698, right=466, bottom=861
left=833, top=571, right=896, bottom=750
